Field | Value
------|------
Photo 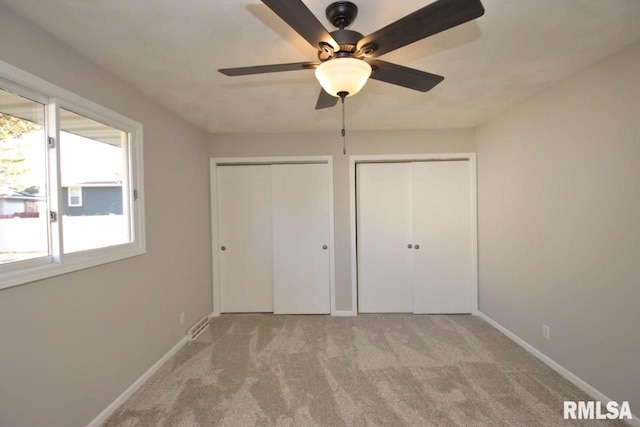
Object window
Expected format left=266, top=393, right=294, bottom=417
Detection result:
left=68, top=186, right=82, bottom=207
left=0, top=62, right=145, bottom=289
left=0, top=88, right=48, bottom=265
left=59, top=109, right=131, bottom=254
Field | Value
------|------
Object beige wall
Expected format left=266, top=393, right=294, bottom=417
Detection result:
left=208, top=130, right=476, bottom=310
left=0, top=5, right=212, bottom=427
left=477, top=41, right=640, bottom=411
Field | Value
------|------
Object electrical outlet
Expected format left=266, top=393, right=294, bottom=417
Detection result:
left=180, top=312, right=185, bottom=326
left=542, top=324, right=550, bottom=341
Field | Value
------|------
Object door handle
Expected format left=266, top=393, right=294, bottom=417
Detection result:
left=407, top=244, right=413, bottom=249
left=414, top=244, right=420, bottom=250
left=221, top=246, right=226, bottom=251
left=322, top=245, right=328, bottom=250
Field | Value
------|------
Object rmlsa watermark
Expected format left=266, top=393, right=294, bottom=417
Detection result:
left=564, top=401, right=632, bottom=420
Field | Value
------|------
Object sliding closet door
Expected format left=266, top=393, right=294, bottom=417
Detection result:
left=217, top=165, right=274, bottom=312
left=412, top=161, right=473, bottom=314
left=357, top=163, right=413, bottom=313
left=271, top=164, right=331, bottom=314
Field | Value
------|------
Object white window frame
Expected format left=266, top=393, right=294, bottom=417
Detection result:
left=67, top=186, right=82, bottom=207
left=0, top=60, right=146, bottom=290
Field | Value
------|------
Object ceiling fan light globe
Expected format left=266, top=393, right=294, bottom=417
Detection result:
left=315, top=57, right=372, bottom=98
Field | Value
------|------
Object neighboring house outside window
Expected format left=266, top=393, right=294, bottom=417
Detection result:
left=62, top=183, right=123, bottom=215
left=0, top=191, right=45, bottom=218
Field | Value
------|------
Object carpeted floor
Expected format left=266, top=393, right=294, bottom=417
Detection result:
left=103, top=314, right=626, bottom=426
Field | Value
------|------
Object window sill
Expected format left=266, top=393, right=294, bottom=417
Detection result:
left=0, top=244, right=145, bottom=290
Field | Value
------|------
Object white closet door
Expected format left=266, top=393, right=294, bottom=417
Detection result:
left=412, top=161, right=473, bottom=314
left=357, top=163, right=413, bottom=313
left=217, top=165, right=273, bottom=313
left=271, top=164, right=331, bottom=314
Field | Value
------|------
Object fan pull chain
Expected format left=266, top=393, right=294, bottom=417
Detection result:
left=339, top=91, right=348, bottom=155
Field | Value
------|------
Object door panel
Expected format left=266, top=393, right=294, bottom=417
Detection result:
left=272, top=164, right=331, bottom=314
left=217, top=165, right=273, bottom=312
left=357, top=163, right=413, bottom=313
left=412, top=161, right=473, bottom=314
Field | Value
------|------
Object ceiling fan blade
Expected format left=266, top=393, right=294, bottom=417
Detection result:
left=357, top=0, right=485, bottom=58
left=368, top=60, right=444, bottom=92
left=261, top=0, right=339, bottom=51
left=315, top=89, right=338, bottom=110
left=219, top=62, right=318, bottom=76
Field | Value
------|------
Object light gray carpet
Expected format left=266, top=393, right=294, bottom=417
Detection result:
left=103, top=314, right=625, bottom=426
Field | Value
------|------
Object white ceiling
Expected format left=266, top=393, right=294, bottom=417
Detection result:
left=3, top=0, right=640, bottom=133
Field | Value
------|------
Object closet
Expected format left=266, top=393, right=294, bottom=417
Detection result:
left=215, top=162, right=331, bottom=314
left=356, top=160, right=473, bottom=313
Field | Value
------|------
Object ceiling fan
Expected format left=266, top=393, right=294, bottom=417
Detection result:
left=219, top=0, right=485, bottom=109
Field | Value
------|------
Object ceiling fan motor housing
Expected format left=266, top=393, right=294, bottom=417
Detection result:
left=329, top=29, right=364, bottom=55
left=321, top=1, right=364, bottom=59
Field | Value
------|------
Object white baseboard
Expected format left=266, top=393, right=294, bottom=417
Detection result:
left=211, top=311, right=356, bottom=317
left=476, top=312, right=639, bottom=427
left=332, top=310, right=357, bottom=317
left=87, top=334, right=190, bottom=427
